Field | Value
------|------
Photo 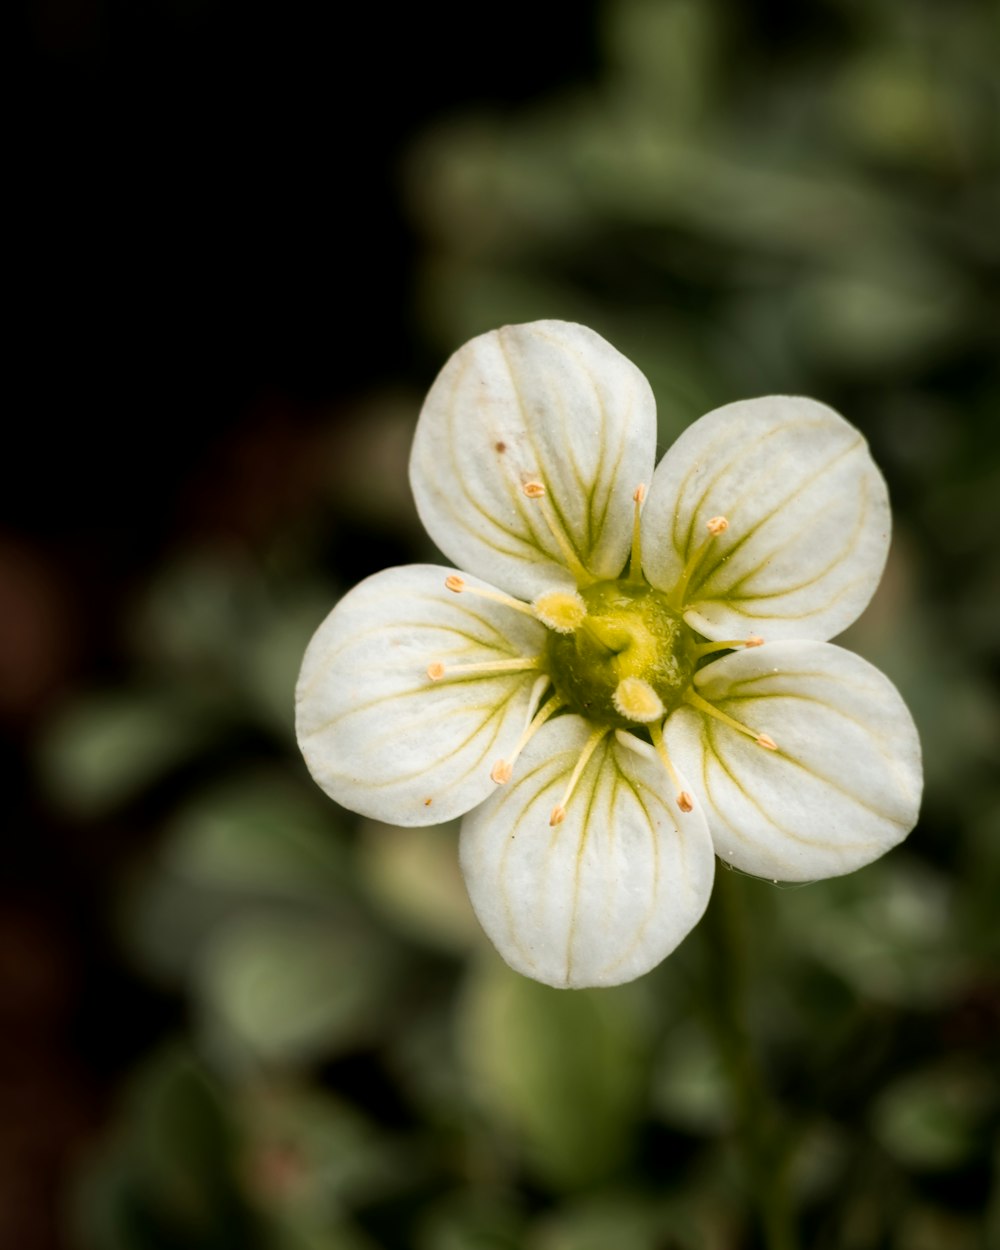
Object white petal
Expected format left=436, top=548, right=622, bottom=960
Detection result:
left=296, top=565, right=546, bottom=825
left=410, top=321, right=657, bottom=600
left=460, top=716, right=716, bottom=989
left=642, top=396, right=890, bottom=641
left=664, top=641, right=922, bottom=881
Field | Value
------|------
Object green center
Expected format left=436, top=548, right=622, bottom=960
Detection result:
left=545, top=580, right=698, bottom=728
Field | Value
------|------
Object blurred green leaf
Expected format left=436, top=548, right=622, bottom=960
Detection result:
left=37, top=686, right=220, bottom=818
left=357, top=819, right=477, bottom=953
left=457, top=959, right=651, bottom=1190
left=124, top=773, right=355, bottom=985
left=414, top=1190, right=526, bottom=1250
left=71, top=1046, right=254, bottom=1250
left=872, top=1060, right=998, bottom=1170
left=776, top=856, right=965, bottom=1007
left=651, top=1019, right=732, bottom=1133
left=196, top=911, right=394, bottom=1067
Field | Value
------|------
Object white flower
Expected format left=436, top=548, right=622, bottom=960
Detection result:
left=296, top=321, right=922, bottom=989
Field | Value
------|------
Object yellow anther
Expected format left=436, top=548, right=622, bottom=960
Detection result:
left=633, top=484, right=646, bottom=504
left=678, top=791, right=694, bottom=813
left=490, top=760, right=513, bottom=784
left=534, top=589, right=587, bottom=634
left=706, top=515, right=729, bottom=536
left=523, top=480, right=546, bottom=498
left=746, top=634, right=764, bottom=647
left=612, top=677, right=665, bottom=724
left=445, top=574, right=464, bottom=592
left=549, top=805, right=567, bottom=827
left=756, top=733, right=778, bottom=751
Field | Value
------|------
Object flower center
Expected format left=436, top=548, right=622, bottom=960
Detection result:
left=545, top=580, right=698, bottom=729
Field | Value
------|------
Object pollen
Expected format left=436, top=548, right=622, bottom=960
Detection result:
left=534, top=589, right=587, bottom=634
left=706, top=515, right=729, bottom=536
left=612, top=677, right=665, bottom=724
left=426, top=662, right=446, bottom=680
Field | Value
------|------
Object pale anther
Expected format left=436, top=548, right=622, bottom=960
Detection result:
left=706, top=515, right=729, bottom=536
left=490, top=690, right=564, bottom=786
left=427, top=657, right=540, bottom=682
left=633, top=483, right=646, bottom=504
left=442, top=577, right=537, bottom=618
left=534, top=589, right=587, bottom=634
left=649, top=721, right=691, bottom=815
left=746, top=634, right=764, bottom=647
left=613, top=677, right=665, bottom=724
left=548, top=726, right=609, bottom=828
left=520, top=477, right=596, bottom=586
left=684, top=687, right=778, bottom=746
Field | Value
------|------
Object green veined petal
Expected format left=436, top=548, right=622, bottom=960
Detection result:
left=411, top=321, right=657, bottom=600
left=460, top=715, right=715, bottom=988
left=642, top=396, right=890, bottom=641
left=665, top=641, right=922, bottom=881
left=296, top=565, right=546, bottom=825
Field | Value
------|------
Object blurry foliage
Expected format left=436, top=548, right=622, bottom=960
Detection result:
left=50, top=0, right=1000, bottom=1247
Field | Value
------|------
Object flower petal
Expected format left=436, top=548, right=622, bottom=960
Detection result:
left=410, top=321, right=657, bottom=600
left=641, top=396, right=890, bottom=641
left=664, top=641, right=922, bottom=881
left=295, top=564, right=547, bottom=825
left=460, top=716, right=716, bottom=988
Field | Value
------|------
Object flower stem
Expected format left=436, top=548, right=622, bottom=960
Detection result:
left=701, top=868, right=799, bottom=1250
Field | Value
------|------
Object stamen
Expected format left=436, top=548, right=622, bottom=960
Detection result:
left=627, top=483, right=646, bottom=583
left=521, top=480, right=597, bottom=587
left=444, top=574, right=537, bottom=618
left=613, top=677, right=664, bottom=724
left=550, top=726, right=609, bottom=825
left=533, top=589, right=587, bottom=634
left=691, top=634, right=765, bottom=658
left=683, top=688, right=778, bottom=751
left=649, top=720, right=695, bottom=812
left=670, top=514, right=730, bottom=609
left=426, top=657, right=540, bottom=681
left=491, top=692, right=564, bottom=784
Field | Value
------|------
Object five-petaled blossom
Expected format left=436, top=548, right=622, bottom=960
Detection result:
left=296, top=321, right=922, bottom=988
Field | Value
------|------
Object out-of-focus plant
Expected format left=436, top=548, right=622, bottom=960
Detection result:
left=56, top=1, right=998, bottom=1247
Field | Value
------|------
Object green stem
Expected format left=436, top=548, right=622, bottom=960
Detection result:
left=702, top=868, right=799, bottom=1250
